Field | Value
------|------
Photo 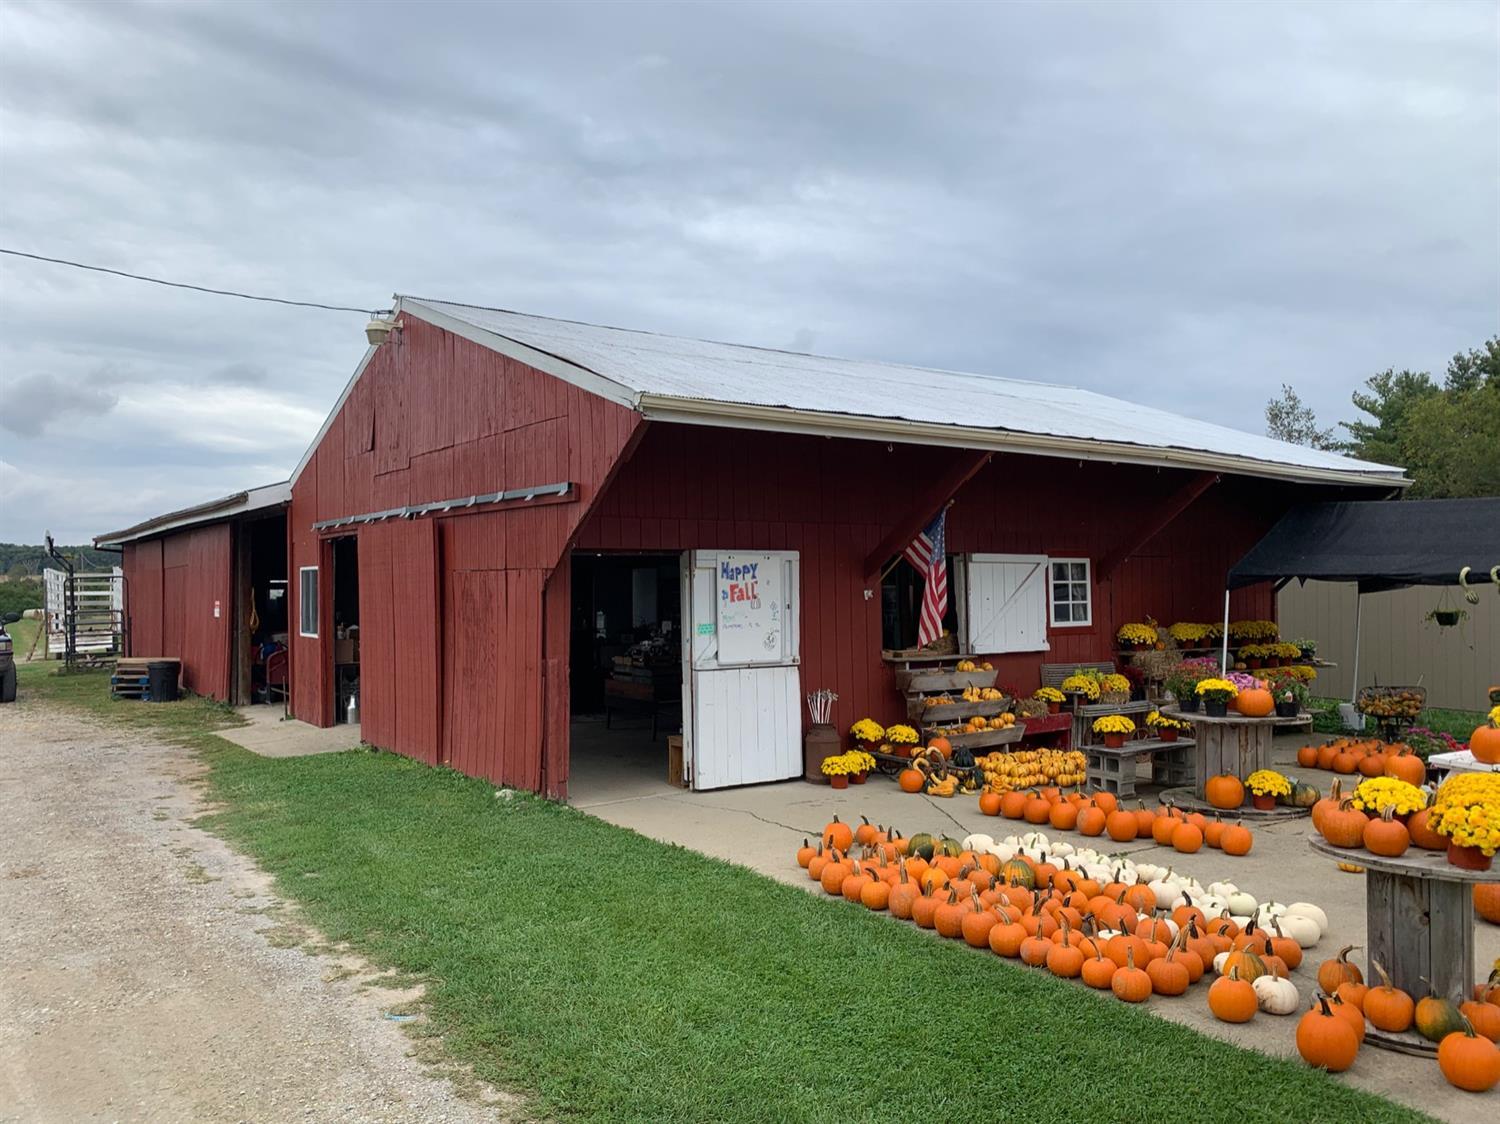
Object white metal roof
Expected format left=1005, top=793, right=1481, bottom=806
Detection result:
left=95, top=480, right=291, bottom=548
left=396, top=296, right=1407, bottom=489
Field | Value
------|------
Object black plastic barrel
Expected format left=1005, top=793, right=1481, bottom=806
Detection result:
left=147, top=660, right=179, bottom=702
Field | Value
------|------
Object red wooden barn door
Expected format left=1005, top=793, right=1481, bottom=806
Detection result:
left=358, top=519, right=440, bottom=764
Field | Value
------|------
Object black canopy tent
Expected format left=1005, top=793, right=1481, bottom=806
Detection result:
left=1222, top=499, right=1500, bottom=705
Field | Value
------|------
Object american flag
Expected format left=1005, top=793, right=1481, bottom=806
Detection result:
left=903, top=510, right=948, bottom=648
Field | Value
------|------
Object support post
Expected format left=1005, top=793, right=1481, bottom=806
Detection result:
left=1220, top=589, right=1231, bottom=674
left=1350, top=590, right=1363, bottom=705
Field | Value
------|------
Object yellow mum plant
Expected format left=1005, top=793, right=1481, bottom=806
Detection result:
left=820, top=754, right=855, bottom=777
left=1350, top=777, right=1427, bottom=815
left=885, top=724, right=918, bottom=746
left=1246, top=769, right=1291, bottom=797
left=1061, top=674, right=1100, bottom=700
left=850, top=750, right=877, bottom=773
left=1146, top=710, right=1191, bottom=731
left=1285, top=665, right=1318, bottom=682
left=1195, top=677, right=1239, bottom=702
left=1168, top=621, right=1212, bottom=644
left=1098, top=673, right=1132, bottom=695
left=1033, top=686, right=1065, bottom=703
left=1116, top=622, right=1158, bottom=646
left=1428, top=773, right=1500, bottom=856
left=1092, top=714, right=1136, bottom=735
left=849, top=718, right=884, bottom=743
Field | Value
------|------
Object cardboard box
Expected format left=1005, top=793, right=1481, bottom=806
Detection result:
left=334, top=636, right=359, bottom=665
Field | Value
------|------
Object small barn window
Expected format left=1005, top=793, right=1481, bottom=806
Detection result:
left=298, top=566, right=320, bottom=637
left=1049, top=558, right=1092, bottom=627
left=965, top=554, right=1049, bottom=653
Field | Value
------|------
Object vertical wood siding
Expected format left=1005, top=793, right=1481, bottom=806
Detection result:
left=289, top=315, right=640, bottom=794
left=118, top=523, right=232, bottom=699
left=576, top=424, right=1291, bottom=743
left=1279, top=582, right=1499, bottom=710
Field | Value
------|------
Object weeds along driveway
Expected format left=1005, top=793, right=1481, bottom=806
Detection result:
left=0, top=695, right=512, bottom=1124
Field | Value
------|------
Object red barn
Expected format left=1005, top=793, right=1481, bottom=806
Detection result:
left=99, top=299, right=1405, bottom=797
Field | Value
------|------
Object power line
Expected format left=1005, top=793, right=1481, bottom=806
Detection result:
left=0, top=247, right=386, bottom=315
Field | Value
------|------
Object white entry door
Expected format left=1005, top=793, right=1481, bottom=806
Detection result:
left=682, top=550, right=801, bottom=790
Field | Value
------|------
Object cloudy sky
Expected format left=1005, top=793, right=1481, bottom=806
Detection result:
left=1, top=0, right=1495, bottom=542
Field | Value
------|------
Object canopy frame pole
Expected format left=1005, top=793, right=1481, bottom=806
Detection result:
left=1350, top=590, right=1363, bottom=705
left=1220, top=589, right=1231, bottom=674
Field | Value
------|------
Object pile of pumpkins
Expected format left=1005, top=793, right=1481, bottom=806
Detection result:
left=978, top=749, right=1087, bottom=792
left=1296, top=738, right=1426, bottom=785
left=954, top=659, right=995, bottom=673
left=1310, top=778, right=1444, bottom=859
left=976, top=784, right=1257, bottom=858
left=1205, top=772, right=1318, bottom=811
left=798, top=816, right=1500, bottom=1091
left=1292, top=945, right=1500, bottom=1092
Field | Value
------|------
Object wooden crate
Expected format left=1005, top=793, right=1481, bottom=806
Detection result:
left=897, top=668, right=999, bottom=693
left=942, top=725, right=1025, bottom=752
left=909, top=696, right=1013, bottom=722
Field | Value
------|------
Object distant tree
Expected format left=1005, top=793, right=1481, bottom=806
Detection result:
left=1398, top=377, right=1500, bottom=498
left=1265, top=384, right=1337, bottom=449
left=1339, top=368, right=1440, bottom=466
left=1443, top=338, right=1500, bottom=393
left=6, top=562, right=30, bottom=580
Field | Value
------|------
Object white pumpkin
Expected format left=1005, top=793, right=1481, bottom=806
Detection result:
left=1196, top=894, right=1227, bottom=916
left=1208, top=880, right=1239, bottom=897
left=963, top=833, right=996, bottom=853
left=1213, top=951, right=1232, bottom=975
left=1049, top=841, right=1075, bottom=858
left=1225, top=890, right=1259, bottom=916
left=1133, top=862, right=1166, bottom=883
left=1019, top=831, right=1050, bottom=851
left=1147, top=875, right=1178, bottom=902
left=987, top=843, right=1017, bottom=862
left=1230, top=913, right=1254, bottom=930
left=1252, top=974, right=1299, bottom=1015
left=1282, top=902, right=1329, bottom=937
left=1273, top=913, right=1320, bottom=949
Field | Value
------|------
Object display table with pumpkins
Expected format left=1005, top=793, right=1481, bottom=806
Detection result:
left=1308, top=837, right=1500, bottom=1056
left=1160, top=703, right=1310, bottom=801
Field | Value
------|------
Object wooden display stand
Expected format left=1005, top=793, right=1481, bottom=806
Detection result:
left=1161, top=707, right=1309, bottom=799
left=888, top=655, right=1023, bottom=754
left=1072, top=699, right=1195, bottom=799
left=1309, top=837, right=1500, bottom=1056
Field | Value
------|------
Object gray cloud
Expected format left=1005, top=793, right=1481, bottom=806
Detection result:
left=1, top=373, right=118, bottom=436
left=0, top=0, right=1495, bottom=540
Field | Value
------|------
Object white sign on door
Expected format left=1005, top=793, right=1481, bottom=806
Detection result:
left=715, top=553, right=783, bottom=665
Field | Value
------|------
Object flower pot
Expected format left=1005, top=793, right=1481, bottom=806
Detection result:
left=1203, top=699, right=1229, bottom=718
left=1267, top=657, right=1281, bottom=668
left=1252, top=793, right=1276, bottom=811
left=1246, top=658, right=1262, bottom=669
left=829, top=774, right=849, bottom=790
left=1274, top=700, right=1299, bottom=718
left=1446, top=841, right=1492, bottom=871
left=1159, top=728, right=1179, bottom=743
left=1433, top=610, right=1462, bottom=628
left=1178, top=695, right=1201, bottom=713
left=1103, top=733, right=1126, bottom=749
left=851, top=771, right=867, bottom=785
left=1047, top=701, right=1060, bottom=715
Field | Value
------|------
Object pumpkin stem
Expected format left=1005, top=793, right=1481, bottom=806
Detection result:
left=1316, top=993, right=1334, bottom=1017
left=1371, top=958, right=1395, bottom=992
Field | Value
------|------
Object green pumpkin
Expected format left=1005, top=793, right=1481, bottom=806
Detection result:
left=1288, top=782, right=1319, bottom=808
left=939, top=836, right=964, bottom=858
left=907, top=832, right=936, bottom=860
left=1415, top=995, right=1467, bottom=1043
left=1000, top=858, right=1035, bottom=889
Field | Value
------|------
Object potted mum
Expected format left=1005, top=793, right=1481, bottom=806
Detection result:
left=821, top=753, right=853, bottom=789
left=1033, top=686, right=1066, bottom=714
left=885, top=723, right=920, bottom=758
left=849, top=750, right=875, bottom=784
left=1092, top=714, right=1136, bottom=749
left=849, top=718, right=884, bottom=752
left=1196, top=677, right=1239, bottom=718
left=1246, top=769, right=1291, bottom=810
left=1427, top=773, right=1500, bottom=870
left=1146, top=710, right=1189, bottom=743
left=1168, top=657, right=1217, bottom=713
left=1061, top=673, right=1101, bottom=708
left=1116, top=622, right=1158, bottom=652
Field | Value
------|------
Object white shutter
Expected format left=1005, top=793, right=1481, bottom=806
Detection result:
left=965, top=554, right=1050, bottom=654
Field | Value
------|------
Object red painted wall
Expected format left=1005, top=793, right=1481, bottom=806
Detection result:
left=289, top=315, right=641, bottom=793
left=121, top=523, right=233, bottom=699
left=576, top=425, right=1286, bottom=741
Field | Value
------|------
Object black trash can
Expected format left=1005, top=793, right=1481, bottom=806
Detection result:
left=147, top=660, right=180, bottom=702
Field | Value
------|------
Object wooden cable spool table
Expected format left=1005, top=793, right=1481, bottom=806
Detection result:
left=1309, top=836, right=1500, bottom=1056
left=1159, top=707, right=1311, bottom=799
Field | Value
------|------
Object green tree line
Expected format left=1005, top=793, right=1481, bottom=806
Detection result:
left=1265, top=338, right=1499, bottom=497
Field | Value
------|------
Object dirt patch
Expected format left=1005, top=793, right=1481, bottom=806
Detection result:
left=0, top=699, right=523, bottom=1123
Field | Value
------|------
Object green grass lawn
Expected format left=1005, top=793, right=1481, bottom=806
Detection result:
left=4, top=616, right=41, bottom=660
left=19, top=665, right=1430, bottom=1124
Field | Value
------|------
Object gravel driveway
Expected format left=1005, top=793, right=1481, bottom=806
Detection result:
left=0, top=699, right=514, bottom=1123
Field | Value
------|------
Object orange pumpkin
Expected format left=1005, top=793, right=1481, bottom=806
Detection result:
left=1476, top=883, right=1500, bottom=925
left=1297, top=744, right=1319, bottom=769
left=1437, top=1023, right=1500, bottom=1092
left=1384, top=745, right=1426, bottom=785
left=1236, top=687, right=1274, bottom=718
left=1472, top=722, right=1500, bottom=765
left=1204, top=773, right=1245, bottom=810
left=1316, top=741, right=1342, bottom=770
left=1408, top=806, right=1447, bottom=851
left=927, top=737, right=952, bottom=758
left=978, top=790, right=1003, bottom=815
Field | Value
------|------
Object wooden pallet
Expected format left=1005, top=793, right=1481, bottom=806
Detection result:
left=110, top=673, right=150, bottom=700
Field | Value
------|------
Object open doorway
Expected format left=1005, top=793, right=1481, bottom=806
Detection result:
left=568, top=551, right=683, bottom=801
left=330, top=535, right=360, bottom=725
left=234, top=511, right=289, bottom=706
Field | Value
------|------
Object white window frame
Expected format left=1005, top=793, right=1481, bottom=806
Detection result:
left=298, top=566, right=320, bottom=638
left=1048, top=557, right=1093, bottom=628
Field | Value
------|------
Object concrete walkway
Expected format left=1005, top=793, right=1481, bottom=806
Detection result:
left=572, top=727, right=1498, bottom=1120
left=217, top=705, right=363, bottom=758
